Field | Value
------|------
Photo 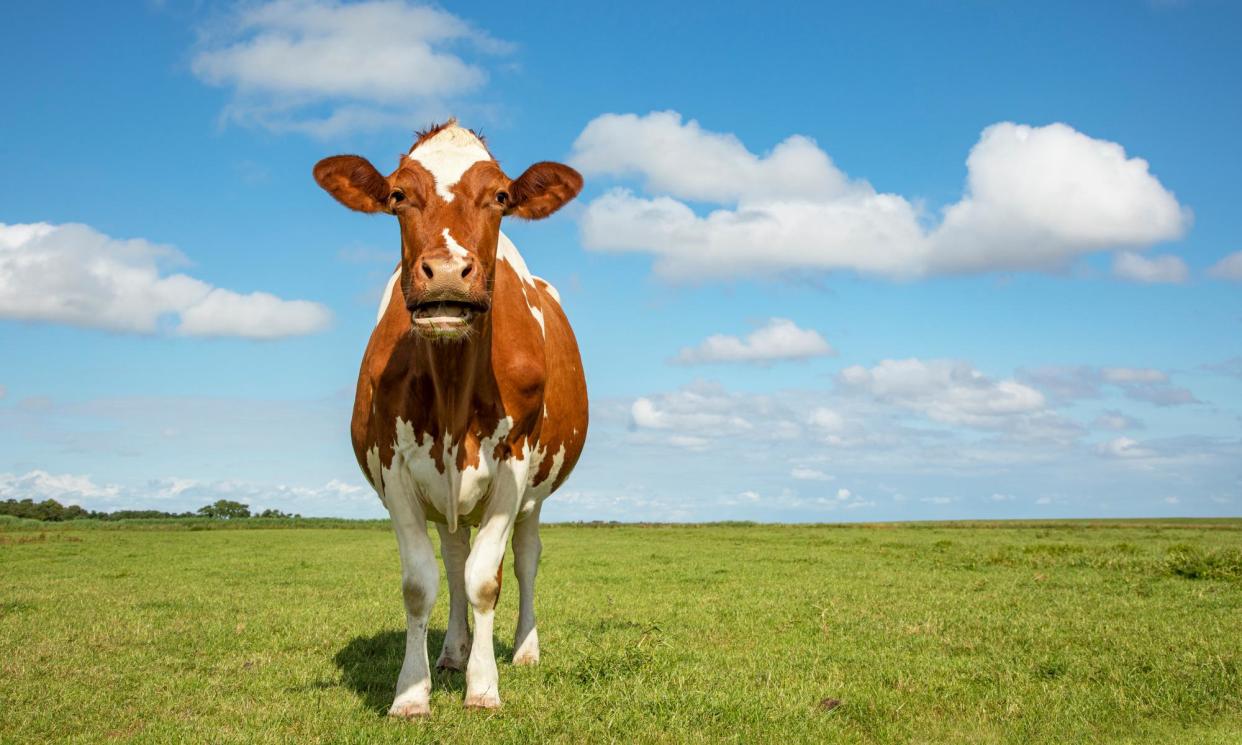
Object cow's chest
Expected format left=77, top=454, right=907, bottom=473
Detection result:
left=367, top=416, right=544, bottom=527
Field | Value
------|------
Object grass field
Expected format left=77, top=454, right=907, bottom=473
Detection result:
left=2, top=518, right=1240, bottom=744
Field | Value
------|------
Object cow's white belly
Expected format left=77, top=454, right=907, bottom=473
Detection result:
left=365, top=416, right=566, bottom=529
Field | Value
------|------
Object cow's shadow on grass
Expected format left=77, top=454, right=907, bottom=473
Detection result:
left=334, top=629, right=514, bottom=715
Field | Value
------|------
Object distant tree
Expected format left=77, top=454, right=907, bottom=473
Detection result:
left=196, top=500, right=251, bottom=519
left=1, top=497, right=200, bottom=521
left=257, top=508, right=295, bottom=519
left=0, top=498, right=91, bottom=521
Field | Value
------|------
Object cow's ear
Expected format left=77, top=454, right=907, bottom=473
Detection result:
left=507, top=162, right=583, bottom=220
left=313, top=155, right=391, bottom=213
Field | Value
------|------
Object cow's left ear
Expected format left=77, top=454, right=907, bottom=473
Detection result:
left=507, top=162, right=583, bottom=220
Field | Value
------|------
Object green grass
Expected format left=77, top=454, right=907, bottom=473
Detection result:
left=2, top=519, right=1240, bottom=744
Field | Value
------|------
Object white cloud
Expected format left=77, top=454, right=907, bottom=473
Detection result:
left=177, top=288, right=332, bottom=339
left=807, top=407, right=846, bottom=432
left=191, top=0, right=511, bottom=136
left=572, top=111, right=852, bottom=204
left=0, top=222, right=332, bottom=338
left=0, top=470, right=120, bottom=504
left=1097, top=436, right=1156, bottom=459
left=1111, top=251, right=1188, bottom=283
left=1019, top=365, right=1197, bottom=407
left=629, top=381, right=798, bottom=441
left=990, top=493, right=1016, bottom=501
left=621, top=359, right=1080, bottom=465
left=837, top=358, right=1046, bottom=428
left=674, top=318, right=833, bottom=364
left=790, top=467, right=832, bottom=481
left=573, top=112, right=1190, bottom=280
left=1207, top=251, right=1242, bottom=281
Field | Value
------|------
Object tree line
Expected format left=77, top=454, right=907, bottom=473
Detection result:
left=0, top=497, right=299, bottom=522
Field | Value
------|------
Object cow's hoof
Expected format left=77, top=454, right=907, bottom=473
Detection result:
left=512, top=650, right=539, bottom=666
left=464, top=692, right=502, bottom=710
left=437, top=636, right=471, bottom=672
left=388, top=700, right=431, bottom=719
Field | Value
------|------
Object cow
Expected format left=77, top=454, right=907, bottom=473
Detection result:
left=312, top=121, right=588, bottom=716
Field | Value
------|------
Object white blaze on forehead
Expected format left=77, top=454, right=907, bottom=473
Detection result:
left=442, top=227, right=470, bottom=259
left=408, top=125, right=491, bottom=203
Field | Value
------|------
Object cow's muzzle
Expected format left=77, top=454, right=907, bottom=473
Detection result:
left=407, top=295, right=490, bottom=339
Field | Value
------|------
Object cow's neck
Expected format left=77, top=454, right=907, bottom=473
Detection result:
left=415, top=319, right=494, bottom=432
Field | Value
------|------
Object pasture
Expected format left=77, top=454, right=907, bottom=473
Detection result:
left=1, top=518, right=1240, bottom=744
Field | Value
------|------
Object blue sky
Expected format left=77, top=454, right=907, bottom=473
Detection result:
left=1, top=0, right=1239, bottom=520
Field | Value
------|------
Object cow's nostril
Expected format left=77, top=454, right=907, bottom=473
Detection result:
left=420, top=261, right=434, bottom=280
left=461, top=262, right=473, bottom=279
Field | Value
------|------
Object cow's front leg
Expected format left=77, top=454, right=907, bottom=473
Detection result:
left=387, top=499, right=439, bottom=719
left=462, top=461, right=525, bottom=709
left=434, top=522, right=472, bottom=671
left=511, top=502, right=542, bottom=665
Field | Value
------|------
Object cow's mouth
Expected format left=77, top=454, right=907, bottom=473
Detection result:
left=410, top=299, right=489, bottom=338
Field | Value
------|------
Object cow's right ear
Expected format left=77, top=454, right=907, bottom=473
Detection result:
left=313, top=155, right=391, bottom=213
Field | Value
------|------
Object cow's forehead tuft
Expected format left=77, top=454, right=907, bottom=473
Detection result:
left=409, top=124, right=487, bottom=156
left=407, top=125, right=493, bottom=203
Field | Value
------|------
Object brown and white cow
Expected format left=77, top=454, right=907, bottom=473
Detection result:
left=313, top=121, right=588, bottom=716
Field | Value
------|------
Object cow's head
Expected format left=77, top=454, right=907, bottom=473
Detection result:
left=313, top=121, right=582, bottom=341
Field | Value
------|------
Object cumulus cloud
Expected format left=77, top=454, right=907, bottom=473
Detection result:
left=837, top=358, right=1046, bottom=428
left=791, top=467, right=833, bottom=481
left=622, top=358, right=1083, bottom=468
left=0, top=222, right=332, bottom=338
left=177, top=289, right=332, bottom=339
left=573, top=112, right=1191, bottom=280
left=1018, top=365, right=1197, bottom=406
left=0, top=470, right=120, bottom=503
left=629, top=381, right=799, bottom=445
left=1111, top=251, right=1188, bottom=284
left=674, top=318, right=833, bottom=365
left=1207, top=251, right=1242, bottom=281
left=572, top=112, right=852, bottom=204
left=191, top=0, right=511, bottom=136
left=807, top=407, right=846, bottom=432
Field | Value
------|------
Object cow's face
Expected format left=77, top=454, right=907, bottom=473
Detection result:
left=313, top=122, right=582, bottom=341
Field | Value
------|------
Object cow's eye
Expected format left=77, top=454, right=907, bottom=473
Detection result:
left=390, top=189, right=406, bottom=204
left=495, top=190, right=509, bottom=206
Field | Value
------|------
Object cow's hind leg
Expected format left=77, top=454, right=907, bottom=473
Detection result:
left=511, top=503, right=542, bottom=665
left=435, top=523, right=472, bottom=671
left=462, top=463, right=524, bottom=709
left=387, top=499, right=439, bottom=719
